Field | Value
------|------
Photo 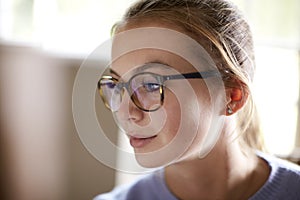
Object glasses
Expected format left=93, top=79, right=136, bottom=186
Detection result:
left=98, top=70, right=219, bottom=112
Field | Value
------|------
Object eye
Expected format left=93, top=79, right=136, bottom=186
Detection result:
left=106, top=82, right=116, bottom=89
left=100, top=79, right=122, bottom=92
left=100, top=80, right=116, bottom=89
left=143, top=82, right=160, bottom=92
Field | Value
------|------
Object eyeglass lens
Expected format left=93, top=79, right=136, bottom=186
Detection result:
left=100, top=73, right=163, bottom=112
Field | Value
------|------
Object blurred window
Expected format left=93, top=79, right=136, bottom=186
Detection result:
left=233, top=0, right=300, bottom=155
left=0, top=0, right=136, bottom=55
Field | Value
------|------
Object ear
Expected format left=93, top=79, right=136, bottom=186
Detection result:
left=225, top=86, right=248, bottom=116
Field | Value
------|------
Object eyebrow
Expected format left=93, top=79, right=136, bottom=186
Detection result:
left=134, top=62, right=171, bottom=73
left=108, top=61, right=170, bottom=78
left=109, top=68, right=120, bottom=78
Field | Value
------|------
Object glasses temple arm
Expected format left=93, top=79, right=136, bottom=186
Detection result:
left=162, top=70, right=220, bottom=81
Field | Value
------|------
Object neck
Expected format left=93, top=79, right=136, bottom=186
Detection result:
left=164, top=134, right=268, bottom=200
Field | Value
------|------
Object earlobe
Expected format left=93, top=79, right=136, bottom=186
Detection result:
left=226, top=105, right=233, bottom=115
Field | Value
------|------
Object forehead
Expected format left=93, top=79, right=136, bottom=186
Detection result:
left=110, top=21, right=217, bottom=76
left=110, top=49, right=195, bottom=77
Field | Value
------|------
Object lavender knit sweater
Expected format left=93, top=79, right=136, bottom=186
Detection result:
left=95, top=153, right=300, bottom=200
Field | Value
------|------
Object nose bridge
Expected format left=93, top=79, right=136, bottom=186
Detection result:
left=118, top=83, right=139, bottom=115
left=118, top=81, right=132, bottom=106
left=123, top=81, right=132, bottom=96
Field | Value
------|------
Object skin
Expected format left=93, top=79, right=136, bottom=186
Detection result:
left=110, top=20, right=271, bottom=200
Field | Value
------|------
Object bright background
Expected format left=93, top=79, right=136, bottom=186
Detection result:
left=0, top=0, right=299, bottom=199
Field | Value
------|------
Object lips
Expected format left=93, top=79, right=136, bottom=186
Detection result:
left=129, top=135, right=157, bottom=148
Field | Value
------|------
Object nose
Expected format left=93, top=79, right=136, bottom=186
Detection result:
left=117, top=90, right=143, bottom=122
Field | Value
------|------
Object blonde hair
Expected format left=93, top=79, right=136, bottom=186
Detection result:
left=114, top=0, right=265, bottom=151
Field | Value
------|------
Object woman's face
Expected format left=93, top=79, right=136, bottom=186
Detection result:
left=108, top=22, right=225, bottom=167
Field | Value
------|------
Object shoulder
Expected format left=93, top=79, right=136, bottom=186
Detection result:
left=260, top=152, right=300, bottom=178
left=250, top=152, right=300, bottom=200
left=93, top=168, right=177, bottom=200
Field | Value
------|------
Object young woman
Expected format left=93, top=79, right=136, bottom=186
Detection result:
left=95, top=0, right=300, bottom=199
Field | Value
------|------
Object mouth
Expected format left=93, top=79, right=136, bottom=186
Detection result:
left=129, top=135, right=157, bottom=148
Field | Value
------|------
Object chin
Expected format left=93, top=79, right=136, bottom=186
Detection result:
left=134, top=154, right=167, bottom=168
left=134, top=148, right=183, bottom=168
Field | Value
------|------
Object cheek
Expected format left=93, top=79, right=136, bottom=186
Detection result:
left=160, top=90, right=182, bottom=140
left=161, top=84, right=214, bottom=160
left=161, top=83, right=207, bottom=144
left=193, top=83, right=214, bottom=135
